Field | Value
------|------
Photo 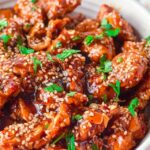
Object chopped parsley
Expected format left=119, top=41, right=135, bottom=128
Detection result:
left=109, top=80, right=121, bottom=98
left=101, top=18, right=112, bottom=30
left=72, top=36, right=81, bottom=41
left=67, top=91, right=76, bottom=97
left=96, top=55, right=112, bottom=73
left=44, top=83, right=63, bottom=93
left=25, top=23, right=31, bottom=29
left=31, top=0, right=37, bottom=3
left=17, top=35, right=23, bottom=46
left=45, top=124, right=49, bottom=129
left=0, top=19, right=8, bottom=31
left=145, top=36, right=150, bottom=46
left=19, top=45, right=34, bottom=55
left=32, top=57, right=42, bottom=73
left=117, top=57, right=123, bottom=63
left=100, top=18, right=120, bottom=37
left=128, top=98, right=139, bottom=116
left=95, top=33, right=104, bottom=39
left=84, top=35, right=94, bottom=45
left=55, top=41, right=62, bottom=49
left=92, top=143, right=99, bottom=150
left=51, top=132, right=65, bottom=145
left=102, top=94, right=107, bottom=103
left=72, top=114, right=82, bottom=121
left=0, top=34, right=11, bottom=44
left=105, top=28, right=121, bottom=37
left=66, top=133, right=75, bottom=150
left=46, top=52, right=54, bottom=62
left=56, top=49, right=80, bottom=61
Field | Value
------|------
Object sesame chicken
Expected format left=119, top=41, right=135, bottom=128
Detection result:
left=0, top=1, right=149, bottom=150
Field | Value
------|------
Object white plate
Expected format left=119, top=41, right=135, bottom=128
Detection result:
left=0, top=0, right=150, bottom=149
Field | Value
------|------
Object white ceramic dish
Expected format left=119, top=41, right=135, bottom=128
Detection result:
left=0, top=0, right=150, bottom=149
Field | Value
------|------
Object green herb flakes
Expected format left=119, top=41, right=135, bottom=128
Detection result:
left=92, top=143, right=99, bottom=150
left=96, top=55, right=112, bottom=73
left=101, top=18, right=112, bottom=30
left=55, top=41, right=62, bottom=49
left=117, top=57, right=123, bottom=63
left=84, top=35, right=94, bottom=45
left=66, top=133, right=75, bottom=150
left=109, top=80, right=121, bottom=98
left=44, top=83, right=63, bottom=93
left=19, top=45, right=34, bottom=55
left=0, top=34, right=11, bottom=44
left=31, top=0, right=37, bottom=3
left=51, top=132, right=65, bottom=145
left=67, top=91, right=76, bottom=97
left=105, top=28, right=121, bottom=37
left=128, top=98, right=139, bottom=116
left=145, top=36, right=150, bottom=46
left=72, top=36, right=81, bottom=41
left=32, top=57, right=42, bottom=73
left=72, top=114, right=82, bottom=121
left=56, top=49, right=80, bottom=61
left=46, top=52, right=54, bottom=62
left=0, top=19, right=8, bottom=31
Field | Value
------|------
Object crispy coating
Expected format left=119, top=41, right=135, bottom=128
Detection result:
left=0, top=2, right=149, bottom=150
left=14, top=0, right=44, bottom=26
left=37, top=0, right=81, bottom=19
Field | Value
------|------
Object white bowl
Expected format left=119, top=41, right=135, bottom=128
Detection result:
left=0, top=0, right=150, bottom=149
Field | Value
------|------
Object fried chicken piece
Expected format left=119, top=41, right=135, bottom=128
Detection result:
left=133, top=70, right=150, bottom=110
left=37, top=0, right=81, bottom=19
left=76, top=19, right=99, bottom=32
left=97, top=4, right=137, bottom=41
left=0, top=18, right=25, bottom=55
left=86, top=42, right=148, bottom=99
left=10, top=98, right=36, bottom=122
left=0, top=103, right=70, bottom=149
left=0, top=51, right=85, bottom=108
left=14, top=0, right=44, bottom=27
left=0, top=9, right=14, bottom=20
left=73, top=104, right=116, bottom=141
left=76, top=136, right=103, bottom=150
left=105, top=108, right=147, bottom=150
left=47, top=29, right=81, bottom=53
left=81, top=29, right=115, bottom=63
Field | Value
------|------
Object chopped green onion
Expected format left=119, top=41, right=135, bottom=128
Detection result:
left=46, top=52, right=54, bottom=62
left=102, top=94, right=107, bottom=103
left=96, top=55, right=112, bottom=73
left=84, top=35, right=94, bottom=45
left=25, top=23, right=31, bottom=29
left=31, top=0, right=37, bottom=3
left=55, top=41, right=62, bottom=49
left=66, top=133, right=75, bottom=150
left=17, top=35, right=23, bottom=46
left=45, top=124, right=49, bottom=129
left=72, top=114, right=82, bottom=121
left=105, top=28, right=120, bottom=37
left=67, top=91, right=76, bottom=97
left=0, top=34, right=11, bottom=44
left=51, top=132, right=65, bottom=145
left=56, top=49, right=80, bottom=61
left=19, top=45, right=34, bottom=55
left=101, top=18, right=112, bottom=30
left=95, top=33, right=104, bottom=39
left=128, top=98, right=139, bottom=116
left=117, top=57, right=123, bottom=63
left=145, top=36, right=150, bottom=46
left=44, top=83, right=63, bottom=93
left=32, top=57, right=42, bottom=73
left=109, top=80, right=121, bottom=98
left=0, top=19, right=8, bottom=31
left=92, top=143, right=99, bottom=150
left=72, top=36, right=81, bottom=41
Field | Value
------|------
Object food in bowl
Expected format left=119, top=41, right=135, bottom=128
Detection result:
left=0, top=0, right=149, bottom=149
